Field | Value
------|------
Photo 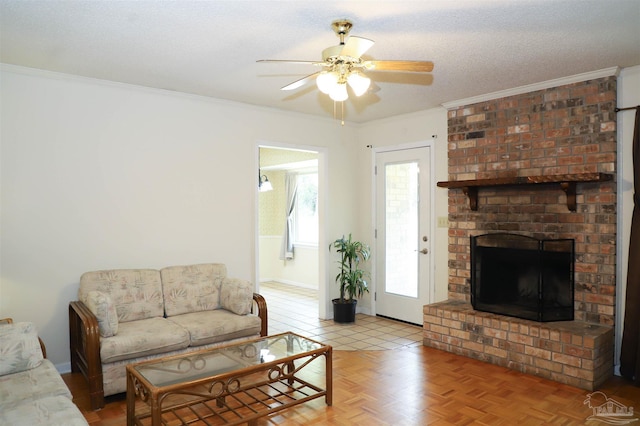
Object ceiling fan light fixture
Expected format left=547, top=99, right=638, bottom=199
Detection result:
left=347, top=71, right=371, bottom=96
left=316, top=71, right=339, bottom=94
left=258, top=19, right=434, bottom=120
left=329, top=82, right=348, bottom=102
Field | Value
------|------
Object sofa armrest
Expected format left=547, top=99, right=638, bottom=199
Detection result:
left=252, top=293, right=268, bottom=337
left=69, top=301, right=104, bottom=410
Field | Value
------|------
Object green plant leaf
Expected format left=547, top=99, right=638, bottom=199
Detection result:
left=329, top=233, right=371, bottom=301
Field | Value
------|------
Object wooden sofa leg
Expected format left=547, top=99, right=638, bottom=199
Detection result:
left=89, top=393, right=105, bottom=410
left=88, top=375, right=105, bottom=410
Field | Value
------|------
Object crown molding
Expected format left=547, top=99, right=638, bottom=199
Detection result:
left=0, top=63, right=352, bottom=126
left=441, top=67, right=620, bottom=110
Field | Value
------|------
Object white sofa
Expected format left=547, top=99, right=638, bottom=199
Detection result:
left=68, top=263, right=268, bottom=410
left=0, top=320, right=89, bottom=425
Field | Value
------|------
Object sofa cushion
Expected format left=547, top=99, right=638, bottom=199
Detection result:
left=167, top=310, right=262, bottom=347
left=0, top=322, right=44, bottom=376
left=79, top=269, right=164, bottom=322
left=161, top=263, right=227, bottom=317
left=85, top=291, right=118, bottom=337
left=220, top=278, right=254, bottom=315
left=100, top=336, right=262, bottom=397
left=0, top=395, right=88, bottom=426
left=0, top=359, right=71, bottom=410
left=99, top=317, right=190, bottom=363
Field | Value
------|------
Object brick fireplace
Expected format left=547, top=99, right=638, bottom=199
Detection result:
left=423, top=75, right=617, bottom=390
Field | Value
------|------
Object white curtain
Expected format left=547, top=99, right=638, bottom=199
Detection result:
left=280, top=172, right=298, bottom=260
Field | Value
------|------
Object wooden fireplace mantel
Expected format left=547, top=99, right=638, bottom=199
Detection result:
left=436, top=173, right=613, bottom=212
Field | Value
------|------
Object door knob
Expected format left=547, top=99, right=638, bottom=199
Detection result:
left=420, top=248, right=429, bottom=254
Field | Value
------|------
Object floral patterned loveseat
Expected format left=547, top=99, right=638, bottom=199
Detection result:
left=0, top=319, right=89, bottom=425
left=68, top=263, right=268, bottom=410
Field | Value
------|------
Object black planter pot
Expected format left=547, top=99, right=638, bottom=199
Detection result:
left=332, top=298, right=357, bottom=323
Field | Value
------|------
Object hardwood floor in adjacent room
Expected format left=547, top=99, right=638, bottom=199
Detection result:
left=62, top=283, right=640, bottom=425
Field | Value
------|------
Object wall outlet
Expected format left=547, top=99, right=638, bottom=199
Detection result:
left=437, top=216, right=449, bottom=228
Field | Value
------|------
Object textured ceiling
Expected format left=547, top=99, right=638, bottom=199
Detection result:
left=1, top=0, right=639, bottom=123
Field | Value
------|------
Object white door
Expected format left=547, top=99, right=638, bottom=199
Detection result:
left=375, top=146, right=432, bottom=325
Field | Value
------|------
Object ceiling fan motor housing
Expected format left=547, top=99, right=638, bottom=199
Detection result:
left=322, top=45, right=344, bottom=62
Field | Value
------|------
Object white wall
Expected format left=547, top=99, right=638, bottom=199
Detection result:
left=616, top=65, right=640, bottom=368
left=356, top=108, right=450, bottom=312
left=0, top=65, right=359, bottom=369
left=4, top=63, right=628, bottom=371
left=258, top=236, right=318, bottom=289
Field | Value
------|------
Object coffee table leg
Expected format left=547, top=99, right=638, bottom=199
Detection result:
left=150, top=394, right=161, bottom=426
left=325, top=347, right=333, bottom=406
left=126, top=371, right=135, bottom=426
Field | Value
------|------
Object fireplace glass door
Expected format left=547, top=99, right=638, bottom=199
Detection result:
left=470, top=233, right=574, bottom=322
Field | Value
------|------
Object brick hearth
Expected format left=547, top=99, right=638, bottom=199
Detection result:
left=424, top=75, right=617, bottom=390
left=424, top=301, right=613, bottom=390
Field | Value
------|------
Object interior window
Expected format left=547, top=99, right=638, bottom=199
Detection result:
left=294, top=172, right=318, bottom=245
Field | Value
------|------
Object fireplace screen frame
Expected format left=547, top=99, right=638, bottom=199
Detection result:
left=470, top=233, right=575, bottom=322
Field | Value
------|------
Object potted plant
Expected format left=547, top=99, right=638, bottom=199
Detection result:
left=330, top=234, right=371, bottom=323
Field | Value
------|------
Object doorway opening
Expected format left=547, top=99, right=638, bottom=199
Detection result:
left=257, top=145, right=324, bottom=322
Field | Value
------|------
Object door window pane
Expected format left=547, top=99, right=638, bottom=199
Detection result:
left=385, top=162, right=418, bottom=298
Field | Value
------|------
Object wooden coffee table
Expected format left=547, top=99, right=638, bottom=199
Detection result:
left=126, top=332, right=332, bottom=426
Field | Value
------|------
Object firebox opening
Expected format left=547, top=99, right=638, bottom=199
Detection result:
left=471, top=233, right=574, bottom=322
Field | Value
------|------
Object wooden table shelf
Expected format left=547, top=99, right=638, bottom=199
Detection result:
left=436, top=173, right=613, bottom=211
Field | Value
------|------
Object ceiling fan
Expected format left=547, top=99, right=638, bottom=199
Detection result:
left=257, top=19, right=434, bottom=102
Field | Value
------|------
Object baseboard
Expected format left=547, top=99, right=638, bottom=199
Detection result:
left=56, top=361, right=71, bottom=374
left=261, top=279, right=318, bottom=290
left=357, top=306, right=371, bottom=316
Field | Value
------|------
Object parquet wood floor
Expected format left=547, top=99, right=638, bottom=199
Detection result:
left=63, top=345, right=640, bottom=425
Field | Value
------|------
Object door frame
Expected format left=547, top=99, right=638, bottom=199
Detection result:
left=254, top=141, right=328, bottom=320
left=371, top=139, right=437, bottom=320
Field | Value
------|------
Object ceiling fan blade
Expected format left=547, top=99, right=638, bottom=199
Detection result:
left=257, top=59, right=321, bottom=65
left=365, top=60, right=434, bottom=72
left=281, top=72, right=320, bottom=91
left=340, top=36, right=375, bottom=59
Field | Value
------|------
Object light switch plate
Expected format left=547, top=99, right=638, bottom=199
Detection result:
left=437, top=216, right=449, bottom=228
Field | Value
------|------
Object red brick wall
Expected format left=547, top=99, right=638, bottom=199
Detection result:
left=445, top=76, right=617, bottom=326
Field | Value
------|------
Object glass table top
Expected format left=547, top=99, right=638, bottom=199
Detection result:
left=133, top=332, right=326, bottom=387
